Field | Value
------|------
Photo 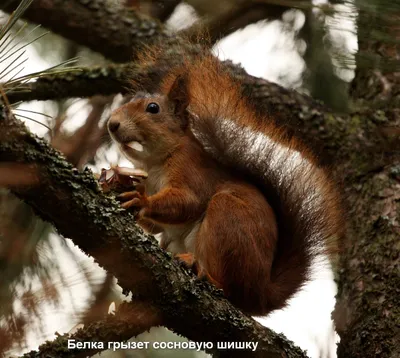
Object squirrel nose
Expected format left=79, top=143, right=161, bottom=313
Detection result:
left=108, top=119, right=120, bottom=133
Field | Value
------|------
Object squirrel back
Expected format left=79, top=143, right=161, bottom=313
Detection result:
left=131, top=49, right=343, bottom=313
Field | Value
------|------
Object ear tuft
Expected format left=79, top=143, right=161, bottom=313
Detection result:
left=168, top=74, right=190, bottom=127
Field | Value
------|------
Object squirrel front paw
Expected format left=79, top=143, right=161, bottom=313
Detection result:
left=118, top=190, right=148, bottom=210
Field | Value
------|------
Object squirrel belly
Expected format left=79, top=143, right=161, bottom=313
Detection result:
left=108, top=52, right=343, bottom=316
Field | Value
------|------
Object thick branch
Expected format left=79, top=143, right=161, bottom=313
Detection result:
left=0, top=0, right=168, bottom=63
left=0, top=110, right=308, bottom=358
left=183, top=3, right=286, bottom=44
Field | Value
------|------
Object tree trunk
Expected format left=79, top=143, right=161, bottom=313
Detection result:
left=335, top=2, right=400, bottom=357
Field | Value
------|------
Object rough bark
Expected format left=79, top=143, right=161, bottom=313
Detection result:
left=350, top=2, right=400, bottom=110
left=334, top=2, right=400, bottom=357
left=0, top=109, right=308, bottom=358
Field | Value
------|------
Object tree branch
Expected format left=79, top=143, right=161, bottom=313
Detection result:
left=7, top=65, right=131, bottom=103
left=183, top=3, right=284, bottom=44
left=0, top=109, right=308, bottom=357
left=6, top=65, right=129, bottom=104
left=0, top=0, right=168, bottom=63
left=20, top=302, right=161, bottom=358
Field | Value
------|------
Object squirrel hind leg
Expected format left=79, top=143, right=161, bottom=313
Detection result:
left=194, top=185, right=279, bottom=316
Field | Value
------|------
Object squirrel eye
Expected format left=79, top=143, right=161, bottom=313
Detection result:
left=146, top=102, right=160, bottom=114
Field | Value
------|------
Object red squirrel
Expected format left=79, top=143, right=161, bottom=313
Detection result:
left=107, top=53, right=343, bottom=316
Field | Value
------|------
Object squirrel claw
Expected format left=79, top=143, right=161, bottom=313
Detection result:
left=118, top=190, right=147, bottom=209
left=175, top=253, right=221, bottom=288
left=117, top=190, right=140, bottom=200
left=176, top=253, right=196, bottom=270
left=121, top=198, right=141, bottom=209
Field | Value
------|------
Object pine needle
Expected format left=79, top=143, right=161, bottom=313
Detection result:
left=0, top=28, right=48, bottom=64
left=0, top=0, right=34, bottom=40
left=0, top=0, right=82, bottom=135
left=9, top=100, right=22, bottom=107
left=0, top=22, right=30, bottom=61
left=5, top=57, right=82, bottom=89
left=6, top=66, right=25, bottom=83
left=0, top=52, right=27, bottom=80
left=0, top=0, right=82, bottom=97
left=13, top=108, right=53, bottom=119
left=4, top=77, right=31, bottom=93
left=14, top=113, right=51, bottom=131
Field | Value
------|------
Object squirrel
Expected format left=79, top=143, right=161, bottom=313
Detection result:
left=107, top=52, right=343, bottom=316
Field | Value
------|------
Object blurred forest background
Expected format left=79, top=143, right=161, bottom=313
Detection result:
left=0, top=0, right=399, bottom=358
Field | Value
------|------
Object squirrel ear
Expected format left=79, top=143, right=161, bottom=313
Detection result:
left=168, top=74, right=190, bottom=127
